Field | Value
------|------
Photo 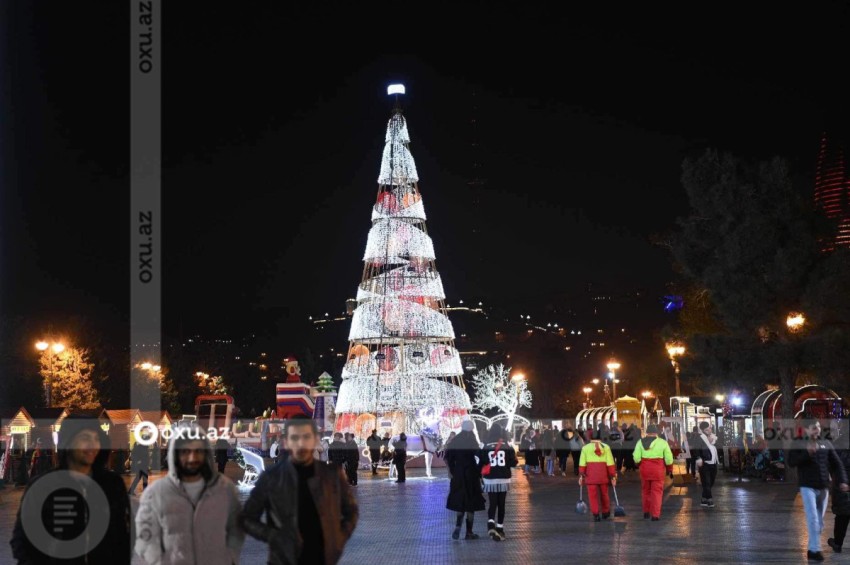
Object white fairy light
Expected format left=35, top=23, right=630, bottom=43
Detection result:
left=378, top=113, right=419, bottom=184
left=348, top=299, right=455, bottom=341
left=363, top=218, right=435, bottom=261
left=356, top=268, right=446, bottom=301
left=335, top=98, right=469, bottom=436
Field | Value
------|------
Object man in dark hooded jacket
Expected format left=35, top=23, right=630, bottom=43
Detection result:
left=10, top=415, right=132, bottom=564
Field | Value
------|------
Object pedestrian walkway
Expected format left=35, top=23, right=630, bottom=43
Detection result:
left=0, top=465, right=818, bottom=564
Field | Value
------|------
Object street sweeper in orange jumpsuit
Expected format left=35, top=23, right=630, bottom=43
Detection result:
left=632, top=423, right=674, bottom=521
left=578, top=430, right=617, bottom=521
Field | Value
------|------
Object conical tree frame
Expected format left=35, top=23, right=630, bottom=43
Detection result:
left=334, top=102, right=471, bottom=439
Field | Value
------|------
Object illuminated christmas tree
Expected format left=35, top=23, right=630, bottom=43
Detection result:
left=334, top=85, right=471, bottom=440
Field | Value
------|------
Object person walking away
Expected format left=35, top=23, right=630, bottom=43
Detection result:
left=607, top=423, right=623, bottom=476
left=570, top=428, right=585, bottom=475
left=623, top=423, right=640, bottom=472
left=29, top=437, right=52, bottom=478
left=367, top=429, right=382, bottom=475
left=344, top=433, right=359, bottom=486
left=11, top=415, right=132, bottom=564
left=392, top=433, right=408, bottom=483
left=480, top=424, right=517, bottom=541
left=633, top=424, right=674, bottom=521
left=540, top=428, right=555, bottom=476
left=135, top=423, right=244, bottom=564
left=616, top=423, right=629, bottom=474
left=241, top=414, right=358, bottom=565
left=692, top=421, right=719, bottom=507
left=579, top=429, right=617, bottom=521
left=128, top=434, right=152, bottom=496
left=446, top=420, right=486, bottom=539
left=328, top=432, right=347, bottom=469
left=216, top=436, right=231, bottom=473
left=829, top=422, right=850, bottom=553
left=554, top=426, right=570, bottom=477
left=788, top=419, right=849, bottom=561
left=519, top=428, right=532, bottom=474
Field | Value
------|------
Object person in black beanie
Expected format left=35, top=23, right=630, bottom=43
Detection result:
left=11, top=415, right=132, bottom=564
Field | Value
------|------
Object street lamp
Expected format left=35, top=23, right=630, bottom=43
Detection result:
left=583, top=387, right=592, bottom=408
left=787, top=312, right=806, bottom=333
left=35, top=340, right=66, bottom=408
left=666, top=343, right=685, bottom=397
left=606, top=359, right=621, bottom=402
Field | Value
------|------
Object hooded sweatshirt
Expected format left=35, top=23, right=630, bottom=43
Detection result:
left=10, top=416, right=132, bottom=565
left=134, top=424, right=244, bottom=565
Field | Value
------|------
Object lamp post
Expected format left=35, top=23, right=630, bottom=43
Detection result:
left=665, top=343, right=685, bottom=397
left=583, top=387, right=592, bottom=408
left=36, top=340, right=65, bottom=408
left=606, top=359, right=620, bottom=403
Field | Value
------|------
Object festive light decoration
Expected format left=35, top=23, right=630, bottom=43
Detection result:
left=335, top=94, right=471, bottom=440
left=470, top=364, right=532, bottom=433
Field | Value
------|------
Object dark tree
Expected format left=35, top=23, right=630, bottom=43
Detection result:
left=670, top=150, right=850, bottom=435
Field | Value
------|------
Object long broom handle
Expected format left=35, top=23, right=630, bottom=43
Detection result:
left=612, top=483, right=620, bottom=505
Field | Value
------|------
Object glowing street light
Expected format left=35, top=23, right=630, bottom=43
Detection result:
left=606, top=359, right=621, bottom=402
left=35, top=339, right=66, bottom=407
left=511, top=372, right=525, bottom=383
left=666, top=342, right=686, bottom=397
left=583, top=386, right=593, bottom=406
left=787, top=312, right=806, bottom=333
left=140, top=362, right=153, bottom=370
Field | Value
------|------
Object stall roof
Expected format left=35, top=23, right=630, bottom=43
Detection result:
left=0, top=407, right=34, bottom=427
left=105, top=409, right=139, bottom=425
left=27, top=407, right=70, bottom=426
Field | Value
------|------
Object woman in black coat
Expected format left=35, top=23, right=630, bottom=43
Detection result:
left=445, top=423, right=486, bottom=539
left=829, top=443, right=850, bottom=552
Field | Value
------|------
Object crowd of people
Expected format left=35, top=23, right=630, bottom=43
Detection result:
left=8, top=415, right=850, bottom=563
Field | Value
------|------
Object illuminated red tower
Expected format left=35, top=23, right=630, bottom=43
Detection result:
left=814, top=131, right=850, bottom=250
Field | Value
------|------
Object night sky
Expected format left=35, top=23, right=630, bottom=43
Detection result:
left=2, top=3, right=849, bottom=344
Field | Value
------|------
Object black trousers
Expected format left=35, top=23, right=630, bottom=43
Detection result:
left=346, top=461, right=358, bottom=484
left=700, top=463, right=717, bottom=499
left=835, top=515, right=850, bottom=546
left=615, top=450, right=625, bottom=472
left=395, top=460, right=406, bottom=482
left=487, top=491, right=507, bottom=524
left=571, top=450, right=582, bottom=473
left=370, top=449, right=380, bottom=473
left=556, top=451, right=568, bottom=472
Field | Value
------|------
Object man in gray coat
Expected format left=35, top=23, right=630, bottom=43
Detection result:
left=134, top=424, right=245, bottom=564
left=241, top=415, right=359, bottom=565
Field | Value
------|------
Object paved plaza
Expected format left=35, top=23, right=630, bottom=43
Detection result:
left=0, top=463, right=831, bottom=564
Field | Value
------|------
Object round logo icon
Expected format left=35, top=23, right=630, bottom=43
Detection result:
left=20, top=470, right=110, bottom=559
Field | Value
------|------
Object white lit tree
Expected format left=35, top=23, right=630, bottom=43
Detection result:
left=334, top=86, right=471, bottom=439
left=471, top=364, right=532, bottom=433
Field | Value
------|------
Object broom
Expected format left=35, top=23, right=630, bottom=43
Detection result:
left=575, top=483, right=588, bottom=514
left=612, top=483, right=626, bottom=517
